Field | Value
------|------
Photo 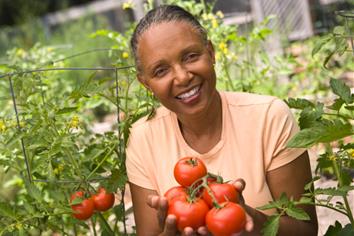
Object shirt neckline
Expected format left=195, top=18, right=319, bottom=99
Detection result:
left=171, top=91, right=226, bottom=159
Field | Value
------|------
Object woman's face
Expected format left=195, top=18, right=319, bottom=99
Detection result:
left=136, top=21, right=217, bottom=117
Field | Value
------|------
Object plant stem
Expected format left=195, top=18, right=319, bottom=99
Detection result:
left=331, top=159, right=354, bottom=225
left=86, top=146, right=115, bottom=180
left=97, top=213, right=114, bottom=235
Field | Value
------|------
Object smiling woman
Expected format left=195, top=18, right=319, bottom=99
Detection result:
left=126, top=4, right=318, bottom=236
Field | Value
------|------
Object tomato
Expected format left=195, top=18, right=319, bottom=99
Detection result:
left=70, top=191, right=94, bottom=220
left=168, top=196, right=209, bottom=231
left=92, top=187, right=115, bottom=212
left=164, top=186, right=188, bottom=202
left=206, top=202, right=246, bottom=236
left=174, top=157, right=207, bottom=187
left=202, top=183, right=239, bottom=207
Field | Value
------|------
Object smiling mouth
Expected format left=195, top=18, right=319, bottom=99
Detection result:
left=176, top=85, right=201, bottom=100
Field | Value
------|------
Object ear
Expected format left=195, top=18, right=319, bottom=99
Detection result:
left=207, top=40, right=215, bottom=64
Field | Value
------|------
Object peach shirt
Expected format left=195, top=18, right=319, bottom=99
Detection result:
left=126, top=92, right=305, bottom=213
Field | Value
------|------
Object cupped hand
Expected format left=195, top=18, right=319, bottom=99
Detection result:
left=147, top=195, right=211, bottom=236
left=232, top=178, right=255, bottom=233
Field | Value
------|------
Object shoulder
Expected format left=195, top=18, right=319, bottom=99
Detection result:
left=129, top=106, right=172, bottom=137
left=221, top=91, right=287, bottom=110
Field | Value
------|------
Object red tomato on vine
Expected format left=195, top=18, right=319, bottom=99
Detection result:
left=70, top=191, right=94, bottom=220
left=168, top=196, right=209, bottom=231
left=206, top=202, right=246, bottom=236
left=174, top=157, right=207, bottom=187
left=164, top=186, right=188, bottom=202
left=202, top=183, right=239, bottom=207
left=92, top=187, right=115, bottom=212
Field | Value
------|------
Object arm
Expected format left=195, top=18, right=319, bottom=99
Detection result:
left=129, top=182, right=174, bottom=236
left=243, top=151, right=318, bottom=236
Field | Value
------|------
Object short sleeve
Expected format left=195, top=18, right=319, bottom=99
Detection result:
left=264, top=99, right=306, bottom=171
left=125, top=127, right=155, bottom=190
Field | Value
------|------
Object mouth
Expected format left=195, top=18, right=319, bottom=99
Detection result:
left=175, top=85, right=201, bottom=100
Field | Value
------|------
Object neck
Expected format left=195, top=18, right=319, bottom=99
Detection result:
left=178, top=91, right=222, bottom=138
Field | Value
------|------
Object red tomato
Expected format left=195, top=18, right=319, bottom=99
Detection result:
left=70, top=191, right=94, bottom=220
left=202, top=183, right=239, bottom=207
left=174, top=157, right=207, bottom=187
left=92, top=187, right=115, bottom=212
left=164, top=186, right=188, bottom=202
left=206, top=202, right=246, bottom=236
left=168, top=196, right=209, bottom=231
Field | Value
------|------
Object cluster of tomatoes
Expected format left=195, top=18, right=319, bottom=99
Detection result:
left=70, top=187, right=115, bottom=220
left=165, top=157, right=246, bottom=235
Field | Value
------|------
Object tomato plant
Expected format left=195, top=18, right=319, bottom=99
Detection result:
left=164, top=186, right=188, bottom=202
left=168, top=196, right=209, bottom=231
left=174, top=157, right=207, bottom=187
left=92, top=187, right=115, bottom=212
left=70, top=191, right=95, bottom=220
left=206, top=202, right=246, bottom=236
left=202, top=183, right=239, bottom=207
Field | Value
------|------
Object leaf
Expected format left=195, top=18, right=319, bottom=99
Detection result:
left=24, top=180, right=42, bottom=202
left=298, top=107, right=323, bottom=129
left=56, top=107, right=78, bottom=115
left=287, top=120, right=353, bottom=148
left=285, top=205, right=310, bottom=220
left=285, top=98, right=315, bottom=109
left=314, top=187, right=350, bottom=196
left=324, top=221, right=354, bottom=236
left=330, top=78, right=353, bottom=104
left=0, top=202, right=16, bottom=219
left=312, top=35, right=332, bottom=57
left=261, top=215, right=280, bottom=236
left=327, top=98, right=345, bottom=111
left=257, top=201, right=280, bottom=211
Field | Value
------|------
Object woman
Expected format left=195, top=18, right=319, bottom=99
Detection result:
left=126, top=4, right=318, bottom=236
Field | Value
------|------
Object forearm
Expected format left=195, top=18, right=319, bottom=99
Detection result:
left=244, top=205, right=317, bottom=236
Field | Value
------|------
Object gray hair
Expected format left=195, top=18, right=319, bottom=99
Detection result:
left=130, top=5, right=208, bottom=70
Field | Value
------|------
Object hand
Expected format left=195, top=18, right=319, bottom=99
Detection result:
left=147, top=195, right=210, bottom=236
left=232, top=178, right=255, bottom=233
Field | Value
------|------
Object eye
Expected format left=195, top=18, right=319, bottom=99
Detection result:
left=153, top=66, right=169, bottom=78
left=184, top=53, right=199, bottom=62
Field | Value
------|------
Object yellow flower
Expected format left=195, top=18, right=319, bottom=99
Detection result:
left=0, top=120, right=6, bottom=133
left=216, top=11, right=224, bottom=19
left=218, top=42, right=228, bottom=54
left=122, top=52, right=129, bottom=59
left=69, top=115, right=80, bottom=129
left=122, top=1, right=134, bottom=10
left=212, top=18, right=218, bottom=29
left=329, top=155, right=336, bottom=161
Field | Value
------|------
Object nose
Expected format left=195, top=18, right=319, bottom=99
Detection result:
left=173, top=64, right=192, bottom=86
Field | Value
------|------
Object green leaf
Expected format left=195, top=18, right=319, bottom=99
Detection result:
left=0, top=202, right=16, bottom=219
left=285, top=98, right=315, bottom=109
left=261, top=215, right=280, bottom=236
left=298, top=107, right=323, bottom=129
left=312, top=35, right=332, bottom=57
left=298, top=196, right=313, bottom=205
left=327, top=98, right=345, bottom=111
left=285, top=205, right=310, bottom=220
left=257, top=201, right=280, bottom=211
left=324, top=221, right=354, bottom=236
left=24, top=180, right=42, bottom=202
left=287, top=120, right=353, bottom=148
left=56, top=107, right=78, bottom=115
left=330, top=78, right=353, bottom=104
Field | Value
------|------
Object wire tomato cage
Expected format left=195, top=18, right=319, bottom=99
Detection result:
left=335, top=10, right=354, bottom=56
left=0, top=48, right=134, bottom=184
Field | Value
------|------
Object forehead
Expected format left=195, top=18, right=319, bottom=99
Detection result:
left=136, top=21, right=204, bottom=67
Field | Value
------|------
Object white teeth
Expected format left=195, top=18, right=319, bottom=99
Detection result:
left=177, top=86, right=200, bottom=99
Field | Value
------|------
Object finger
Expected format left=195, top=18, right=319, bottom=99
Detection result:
left=233, top=178, right=246, bottom=192
left=147, top=195, right=159, bottom=209
left=157, top=197, right=169, bottom=226
left=183, top=227, right=195, bottom=236
left=197, top=226, right=211, bottom=235
left=244, top=211, right=254, bottom=232
left=163, top=214, right=178, bottom=236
